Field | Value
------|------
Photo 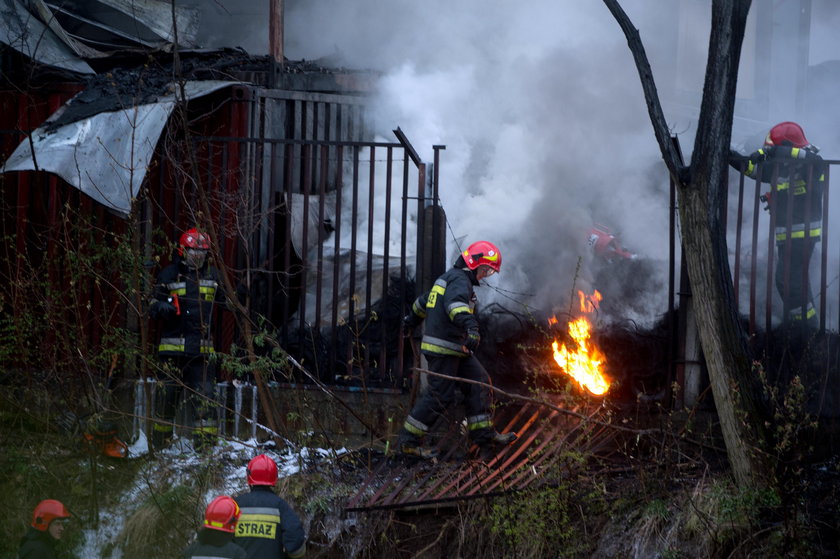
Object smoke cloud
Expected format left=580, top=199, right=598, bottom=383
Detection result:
left=284, top=0, right=672, bottom=326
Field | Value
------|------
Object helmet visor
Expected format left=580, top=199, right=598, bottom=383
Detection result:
left=476, top=265, right=496, bottom=279
left=184, top=248, right=208, bottom=269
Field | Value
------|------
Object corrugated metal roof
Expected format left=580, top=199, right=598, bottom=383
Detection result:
left=0, top=80, right=241, bottom=216
left=0, top=0, right=95, bottom=74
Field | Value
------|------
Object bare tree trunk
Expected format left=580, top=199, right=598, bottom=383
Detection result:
left=603, top=0, right=769, bottom=486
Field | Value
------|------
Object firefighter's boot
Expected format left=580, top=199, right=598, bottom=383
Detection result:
left=396, top=429, right=438, bottom=460
left=151, top=423, right=174, bottom=451
left=471, top=428, right=517, bottom=449
left=193, top=419, right=218, bottom=453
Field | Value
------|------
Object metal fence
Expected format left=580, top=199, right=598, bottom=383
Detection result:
left=161, top=130, right=447, bottom=389
left=724, top=158, right=837, bottom=335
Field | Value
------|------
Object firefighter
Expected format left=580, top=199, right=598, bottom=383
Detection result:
left=396, top=240, right=517, bottom=459
left=17, top=499, right=71, bottom=559
left=233, top=454, right=306, bottom=559
left=149, top=228, right=226, bottom=452
left=731, top=122, right=825, bottom=328
left=183, top=496, right=248, bottom=559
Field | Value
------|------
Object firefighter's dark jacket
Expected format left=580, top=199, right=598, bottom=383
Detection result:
left=149, top=257, right=224, bottom=356
left=234, top=486, right=306, bottom=559
left=408, top=263, right=480, bottom=357
left=16, top=528, right=59, bottom=559
left=732, top=145, right=825, bottom=241
left=183, top=528, right=248, bottom=559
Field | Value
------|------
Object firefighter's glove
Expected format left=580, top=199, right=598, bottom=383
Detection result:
left=464, top=329, right=481, bottom=353
left=760, top=192, right=772, bottom=212
left=153, top=299, right=178, bottom=319
left=750, top=146, right=775, bottom=164
left=403, top=312, right=422, bottom=332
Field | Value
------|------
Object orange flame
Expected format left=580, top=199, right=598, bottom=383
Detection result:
left=551, top=290, right=610, bottom=396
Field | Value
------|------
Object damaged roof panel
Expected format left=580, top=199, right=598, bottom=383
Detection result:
left=1, top=0, right=198, bottom=75
left=0, top=0, right=95, bottom=74
left=0, top=80, right=240, bottom=216
left=45, top=0, right=199, bottom=49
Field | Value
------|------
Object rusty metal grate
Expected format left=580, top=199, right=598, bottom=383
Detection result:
left=345, top=399, right=618, bottom=512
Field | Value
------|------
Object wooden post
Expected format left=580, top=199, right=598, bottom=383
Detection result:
left=269, top=0, right=284, bottom=64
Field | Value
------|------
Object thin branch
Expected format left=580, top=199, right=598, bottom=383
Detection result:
left=601, top=0, right=687, bottom=184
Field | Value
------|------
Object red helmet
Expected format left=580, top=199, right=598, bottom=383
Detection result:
left=246, top=454, right=278, bottom=486
left=204, top=496, right=240, bottom=533
left=765, top=121, right=809, bottom=148
left=178, top=228, right=211, bottom=256
left=31, top=500, right=70, bottom=531
left=461, top=241, right=502, bottom=273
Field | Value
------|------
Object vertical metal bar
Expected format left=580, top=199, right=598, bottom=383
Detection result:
left=315, top=144, right=328, bottom=334
left=330, top=145, right=344, bottom=381
left=782, top=163, right=795, bottom=321
left=749, top=175, right=762, bottom=334
left=765, top=164, right=779, bottom=336
left=820, top=166, right=830, bottom=332
left=398, top=149, right=410, bottom=387
left=416, top=163, right=427, bottom=291
left=266, top=142, right=278, bottom=325
left=292, top=100, right=302, bottom=189
left=281, top=143, right=293, bottom=343
left=298, top=143, right=312, bottom=335
left=432, top=146, right=443, bottom=279
left=667, top=135, right=682, bottom=404
left=733, top=170, right=746, bottom=308
left=668, top=174, right=679, bottom=395
left=800, top=163, right=814, bottom=332
left=348, top=146, right=361, bottom=376
left=381, top=147, right=393, bottom=383
left=364, top=146, right=376, bottom=377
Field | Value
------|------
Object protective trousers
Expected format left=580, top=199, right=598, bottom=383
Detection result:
left=775, top=238, right=818, bottom=326
left=403, top=354, right=493, bottom=440
left=152, top=355, right=218, bottom=447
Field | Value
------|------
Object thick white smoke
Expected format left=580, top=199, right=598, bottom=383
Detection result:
left=190, top=0, right=840, bottom=328
left=284, top=0, right=673, bottom=326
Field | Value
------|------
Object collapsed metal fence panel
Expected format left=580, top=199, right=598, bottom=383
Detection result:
left=344, top=400, right=619, bottom=512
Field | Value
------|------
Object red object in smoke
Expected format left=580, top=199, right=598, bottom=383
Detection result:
left=587, top=224, right=636, bottom=262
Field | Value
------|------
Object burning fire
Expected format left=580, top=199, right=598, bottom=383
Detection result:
left=550, top=290, right=610, bottom=396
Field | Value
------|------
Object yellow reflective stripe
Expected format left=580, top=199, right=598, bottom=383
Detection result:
left=448, top=305, right=471, bottom=320
left=195, top=425, right=218, bottom=434
left=431, top=284, right=445, bottom=293
left=427, top=284, right=445, bottom=303
left=199, top=286, right=216, bottom=301
left=170, top=288, right=186, bottom=296
left=152, top=423, right=173, bottom=432
left=411, top=301, right=426, bottom=317
left=776, top=228, right=821, bottom=241
left=403, top=421, right=426, bottom=436
left=468, top=420, right=492, bottom=431
left=239, top=513, right=280, bottom=523
left=158, top=344, right=215, bottom=353
left=420, top=342, right=467, bottom=356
